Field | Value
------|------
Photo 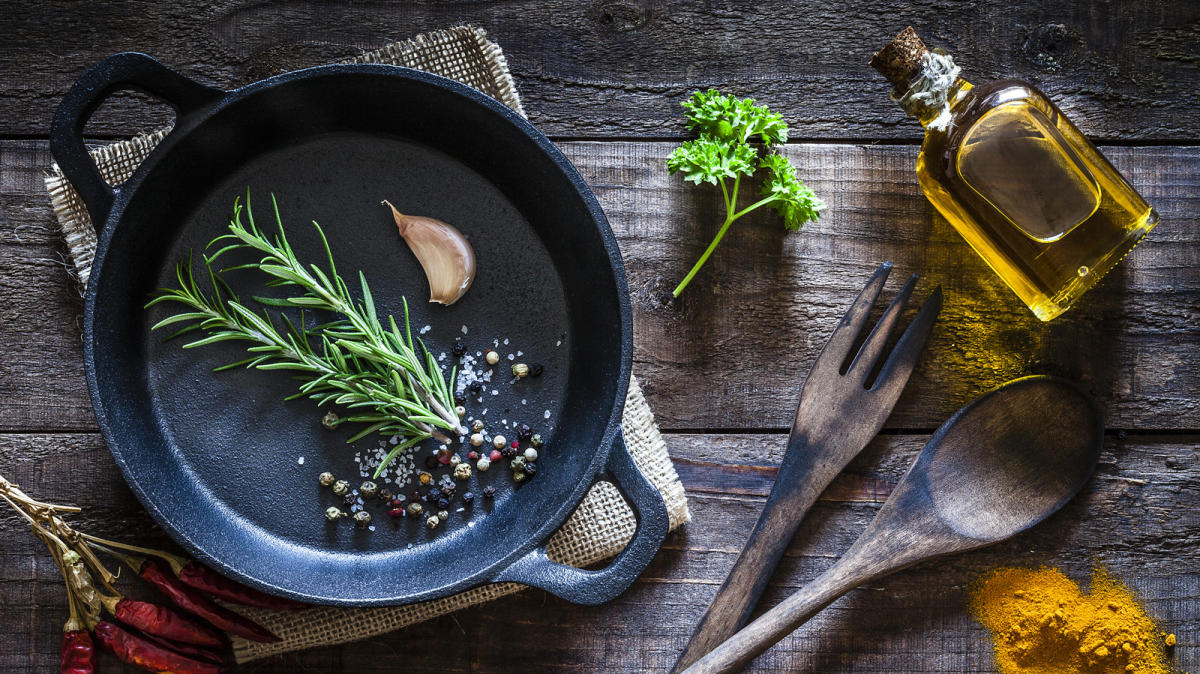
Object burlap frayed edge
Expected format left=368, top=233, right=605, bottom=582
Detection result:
left=40, top=24, right=690, bottom=665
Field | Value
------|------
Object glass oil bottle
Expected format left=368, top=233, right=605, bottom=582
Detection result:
left=871, top=28, right=1158, bottom=321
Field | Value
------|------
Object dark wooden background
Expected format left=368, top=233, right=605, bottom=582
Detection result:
left=2, top=1, right=1197, bottom=672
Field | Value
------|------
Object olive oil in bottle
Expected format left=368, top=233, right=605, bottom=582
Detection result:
left=871, top=28, right=1158, bottom=321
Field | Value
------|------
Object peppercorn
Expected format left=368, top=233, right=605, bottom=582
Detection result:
left=418, top=471, right=433, bottom=486
left=454, top=391, right=467, bottom=405
left=493, top=434, right=507, bottom=449
left=331, top=480, right=350, bottom=497
left=438, top=510, right=449, bottom=521
left=510, top=456, right=526, bottom=472
left=359, top=481, right=378, bottom=499
left=524, top=462, right=538, bottom=477
left=407, top=502, right=424, bottom=517
left=441, top=481, right=456, bottom=496
left=482, top=486, right=497, bottom=498
left=531, top=433, right=543, bottom=448
left=318, top=471, right=335, bottom=487
left=342, top=494, right=357, bottom=507
left=485, top=349, right=500, bottom=365
left=513, top=471, right=526, bottom=483
left=321, top=410, right=340, bottom=430
left=517, top=424, right=533, bottom=441
left=449, top=454, right=462, bottom=467
left=501, top=445, right=518, bottom=459
left=426, top=488, right=442, bottom=502
left=512, top=363, right=529, bottom=378
left=424, top=455, right=439, bottom=469
left=490, top=449, right=503, bottom=462
left=388, top=508, right=404, bottom=519
left=462, top=492, right=475, bottom=504
left=437, top=498, right=450, bottom=510
left=469, top=381, right=484, bottom=395
left=390, top=497, right=405, bottom=508
left=468, top=450, right=480, bottom=461
left=476, top=457, right=491, bottom=472
left=426, top=515, right=440, bottom=529
left=411, top=490, right=423, bottom=501
left=524, top=448, right=538, bottom=462
left=454, top=463, right=472, bottom=480
left=470, top=433, right=485, bottom=447
left=353, top=511, right=372, bottom=529
left=455, top=405, right=466, bottom=418
left=529, top=363, right=543, bottom=378
left=452, top=339, right=467, bottom=357
left=471, top=420, right=484, bottom=432
left=324, top=506, right=345, bottom=521
left=378, top=488, right=393, bottom=502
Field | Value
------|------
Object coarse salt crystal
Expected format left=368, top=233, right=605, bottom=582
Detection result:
left=420, top=324, right=431, bottom=334
left=521, top=399, right=527, bottom=405
left=507, top=353, right=514, bottom=360
left=461, top=325, right=469, bottom=334
left=491, top=389, right=499, bottom=396
left=297, top=456, right=304, bottom=465
left=517, top=351, right=523, bottom=357
left=556, top=340, right=562, bottom=347
left=503, top=338, right=510, bottom=345
left=544, top=409, right=552, bottom=419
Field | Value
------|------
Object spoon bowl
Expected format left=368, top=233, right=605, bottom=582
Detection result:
left=683, top=376, right=1104, bottom=673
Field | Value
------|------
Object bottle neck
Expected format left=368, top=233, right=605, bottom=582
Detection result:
left=915, top=78, right=972, bottom=128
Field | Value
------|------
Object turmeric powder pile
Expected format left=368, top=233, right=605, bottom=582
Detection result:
left=971, top=567, right=1173, bottom=674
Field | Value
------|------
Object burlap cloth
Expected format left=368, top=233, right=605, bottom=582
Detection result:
left=43, top=25, right=689, bottom=663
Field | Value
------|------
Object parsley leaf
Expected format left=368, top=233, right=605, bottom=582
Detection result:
left=666, top=89, right=823, bottom=296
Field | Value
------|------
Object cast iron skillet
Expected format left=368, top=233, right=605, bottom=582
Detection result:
left=51, top=53, right=668, bottom=606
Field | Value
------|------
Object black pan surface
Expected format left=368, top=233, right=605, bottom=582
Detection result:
left=52, top=54, right=668, bottom=606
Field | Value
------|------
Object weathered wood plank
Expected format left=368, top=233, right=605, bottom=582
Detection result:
left=2, top=140, right=1196, bottom=432
left=1, top=431, right=1196, bottom=672
left=3, top=1, right=1199, bottom=141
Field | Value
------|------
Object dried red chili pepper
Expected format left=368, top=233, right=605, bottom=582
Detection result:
left=137, top=557, right=281, bottom=643
left=93, top=621, right=225, bottom=674
left=176, top=561, right=307, bottom=610
left=103, top=595, right=226, bottom=647
left=137, top=631, right=227, bottom=666
left=60, top=629, right=95, bottom=674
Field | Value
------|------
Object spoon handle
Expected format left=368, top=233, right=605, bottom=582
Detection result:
left=680, top=552, right=873, bottom=674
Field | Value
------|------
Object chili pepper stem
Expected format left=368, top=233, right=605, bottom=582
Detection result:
left=79, top=532, right=189, bottom=574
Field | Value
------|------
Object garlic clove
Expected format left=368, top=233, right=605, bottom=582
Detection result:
left=383, top=201, right=476, bottom=306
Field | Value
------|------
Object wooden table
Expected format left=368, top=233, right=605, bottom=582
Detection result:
left=2, top=2, right=1197, bottom=672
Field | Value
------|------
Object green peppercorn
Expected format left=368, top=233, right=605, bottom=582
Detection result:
left=454, top=463, right=472, bottom=480
left=407, top=502, right=424, bottom=517
left=324, top=506, right=345, bottom=521
left=513, top=471, right=526, bottom=483
left=531, top=434, right=543, bottom=448
left=353, top=511, right=372, bottom=528
left=426, top=515, right=441, bottom=529
left=331, top=480, right=350, bottom=497
left=472, top=420, right=484, bottom=432
left=321, top=410, right=340, bottom=430
left=438, top=510, right=449, bottom=521
left=512, top=363, right=529, bottom=378
left=318, top=472, right=336, bottom=487
left=359, top=481, right=378, bottom=499
left=510, top=456, right=526, bottom=472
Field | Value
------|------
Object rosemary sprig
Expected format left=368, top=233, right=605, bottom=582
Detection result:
left=147, top=195, right=466, bottom=465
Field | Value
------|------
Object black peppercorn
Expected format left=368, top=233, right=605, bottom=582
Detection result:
left=343, top=494, right=357, bottom=507
left=501, top=445, right=518, bottom=459
left=529, top=363, right=543, bottom=378
left=378, top=488, right=393, bottom=502
left=454, top=391, right=467, bottom=405
left=469, top=381, right=484, bottom=395
left=437, top=498, right=450, bottom=510
left=462, top=492, right=475, bottom=504
left=482, top=485, right=497, bottom=498
left=440, top=482, right=456, bottom=498
left=524, top=462, right=538, bottom=477
left=517, top=424, right=533, bottom=441
left=424, top=455, right=439, bottom=469
left=452, top=339, right=468, bottom=358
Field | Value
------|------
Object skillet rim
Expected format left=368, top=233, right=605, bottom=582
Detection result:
left=81, top=62, right=634, bottom=605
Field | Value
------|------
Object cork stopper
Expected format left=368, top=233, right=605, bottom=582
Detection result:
left=870, top=27, right=930, bottom=94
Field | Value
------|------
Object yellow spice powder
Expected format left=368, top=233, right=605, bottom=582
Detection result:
left=971, top=567, right=1171, bottom=674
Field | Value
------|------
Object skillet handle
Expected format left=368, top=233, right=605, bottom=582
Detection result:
left=50, top=52, right=222, bottom=230
left=493, top=430, right=670, bottom=605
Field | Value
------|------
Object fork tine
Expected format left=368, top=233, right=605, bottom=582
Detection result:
left=847, top=273, right=919, bottom=381
left=870, top=285, right=943, bottom=393
left=814, top=262, right=893, bottom=376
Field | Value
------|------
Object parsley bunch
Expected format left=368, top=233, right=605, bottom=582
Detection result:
left=666, top=89, right=824, bottom=296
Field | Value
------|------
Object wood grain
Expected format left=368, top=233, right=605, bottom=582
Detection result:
left=3, top=140, right=1196, bottom=432
left=2, top=1, right=1199, bottom=140
left=1, top=431, right=1195, bottom=672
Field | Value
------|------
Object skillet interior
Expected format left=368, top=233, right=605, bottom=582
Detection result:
left=87, top=67, right=629, bottom=605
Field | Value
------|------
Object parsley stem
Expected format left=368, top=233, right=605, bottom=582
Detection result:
left=672, top=212, right=738, bottom=297
left=730, top=195, right=779, bottom=221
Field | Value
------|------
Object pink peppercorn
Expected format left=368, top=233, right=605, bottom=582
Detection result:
left=389, top=508, right=405, bottom=518
left=511, top=441, right=519, bottom=449
left=468, top=451, right=480, bottom=461
left=490, top=449, right=502, bottom=462
left=436, top=448, right=453, bottom=464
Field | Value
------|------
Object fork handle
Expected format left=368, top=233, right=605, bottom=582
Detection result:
left=670, top=440, right=840, bottom=673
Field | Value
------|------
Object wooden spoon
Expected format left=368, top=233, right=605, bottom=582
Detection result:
left=681, top=375, right=1104, bottom=673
